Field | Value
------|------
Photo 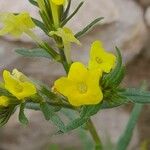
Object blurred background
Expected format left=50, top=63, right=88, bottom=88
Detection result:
left=0, top=0, right=150, bottom=150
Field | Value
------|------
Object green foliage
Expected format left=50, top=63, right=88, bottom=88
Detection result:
left=120, top=88, right=150, bottom=103
left=61, top=1, right=84, bottom=26
left=61, top=0, right=72, bottom=21
left=19, top=103, right=29, bottom=125
left=75, top=17, right=104, bottom=39
left=40, top=102, right=66, bottom=132
left=0, top=87, right=13, bottom=97
left=0, top=106, right=15, bottom=127
left=15, top=48, right=52, bottom=59
left=48, top=144, right=59, bottom=150
left=32, top=18, right=48, bottom=34
left=116, top=104, right=143, bottom=150
left=65, top=117, right=89, bottom=132
left=102, top=47, right=125, bottom=89
left=28, top=0, right=38, bottom=7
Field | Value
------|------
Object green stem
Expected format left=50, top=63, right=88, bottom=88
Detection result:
left=55, top=36, right=71, bottom=73
left=59, top=48, right=70, bottom=73
left=87, top=119, right=103, bottom=150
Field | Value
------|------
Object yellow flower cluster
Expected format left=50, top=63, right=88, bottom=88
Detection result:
left=0, top=12, right=35, bottom=37
left=54, top=41, right=116, bottom=106
left=0, top=69, right=36, bottom=107
left=3, top=69, right=37, bottom=100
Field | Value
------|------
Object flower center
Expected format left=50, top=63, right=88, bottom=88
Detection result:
left=77, top=82, right=88, bottom=94
left=14, top=84, right=23, bottom=93
left=95, top=57, right=103, bottom=64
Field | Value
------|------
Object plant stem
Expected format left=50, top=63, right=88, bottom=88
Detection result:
left=87, top=119, right=103, bottom=150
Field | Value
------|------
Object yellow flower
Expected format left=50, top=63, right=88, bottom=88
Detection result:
left=50, top=27, right=81, bottom=63
left=89, top=41, right=116, bottom=73
left=0, top=96, right=9, bottom=107
left=54, top=62, right=103, bottom=106
left=51, top=0, right=65, bottom=5
left=3, top=69, right=36, bottom=100
left=0, top=12, right=35, bottom=37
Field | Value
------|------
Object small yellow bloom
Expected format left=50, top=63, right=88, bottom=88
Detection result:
left=51, top=0, right=65, bottom=5
left=50, top=27, right=81, bottom=63
left=89, top=41, right=116, bottom=73
left=3, top=69, right=36, bottom=100
left=0, top=12, right=35, bottom=37
left=0, top=96, right=9, bottom=107
left=54, top=62, right=103, bottom=106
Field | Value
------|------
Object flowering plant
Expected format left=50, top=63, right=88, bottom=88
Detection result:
left=0, top=0, right=150, bottom=150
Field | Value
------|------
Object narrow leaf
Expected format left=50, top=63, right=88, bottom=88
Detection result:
left=15, top=48, right=52, bottom=59
left=61, top=0, right=72, bottom=21
left=80, top=104, right=102, bottom=118
left=40, top=103, right=65, bottom=132
left=61, top=1, right=84, bottom=26
left=75, top=17, right=104, bottom=38
left=116, top=104, right=143, bottom=150
left=25, top=102, right=40, bottom=111
left=65, top=117, right=89, bottom=132
left=28, top=0, right=38, bottom=7
left=32, top=18, right=48, bottom=34
left=120, top=88, right=150, bottom=104
left=0, top=107, right=14, bottom=127
left=19, top=103, right=29, bottom=125
left=80, top=91, right=128, bottom=118
left=102, top=47, right=123, bottom=88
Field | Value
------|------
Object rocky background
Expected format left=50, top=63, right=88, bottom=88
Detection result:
left=0, top=0, right=150, bottom=150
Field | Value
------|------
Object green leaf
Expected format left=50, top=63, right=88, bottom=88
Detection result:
left=120, top=88, right=150, bottom=104
left=25, top=102, right=40, bottom=111
left=28, top=0, right=38, bottom=7
left=101, top=97, right=127, bottom=109
left=102, top=47, right=124, bottom=88
left=0, top=106, right=15, bottom=127
left=40, top=103, right=65, bottom=132
left=61, top=108, right=78, bottom=121
left=0, top=88, right=12, bottom=97
left=80, top=90, right=128, bottom=118
left=19, top=103, right=29, bottom=125
left=32, top=18, right=48, bottom=34
left=80, top=104, right=102, bottom=118
left=116, top=104, right=143, bottom=150
left=65, top=117, right=89, bottom=132
left=61, top=0, right=72, bottom=21
left=15, top=48, right=52, bottom=59
left=61, top=1, right=84, bottom=26
left=40, top=86, right=57, bottom=100
left=109, top=66, right=125, bottom=88
left=75, top=17, right=104, bottom=38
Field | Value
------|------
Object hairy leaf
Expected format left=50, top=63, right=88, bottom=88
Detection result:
left=32, top=18, right=48, bottom=34
left=0, top=106, right=15, bottom=127
left=120, top=88, right=150, bottom=103
left=40, top=103, right=65, bottom=132
left=65, top=117, right=89, bottom=132
left=116, top=104, right=143, bottom=150
left=75, top=17, right=104, bottom=38
left=15, top=48, right=52, bottom=59
left=19, top=103, right=29, bottom=125
left=61, top=1, right=84, bottom=26
left=28, top=0, right=38, bottom=7
left=102, top=47, right=124, bottom=88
